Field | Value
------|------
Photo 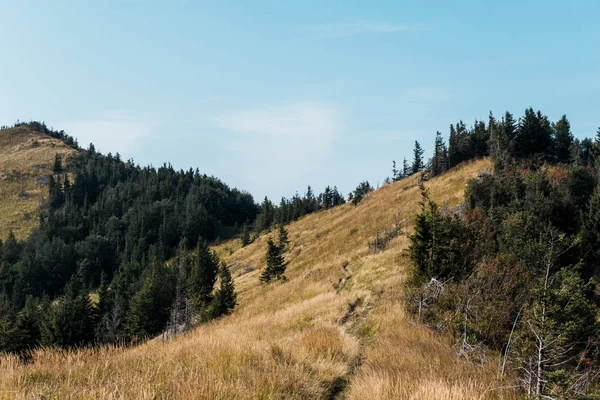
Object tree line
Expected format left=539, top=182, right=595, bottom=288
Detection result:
left=403, top=109, right=600, bottom=397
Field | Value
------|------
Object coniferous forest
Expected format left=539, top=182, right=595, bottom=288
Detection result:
left=0, top=121, right=347, bottom=352
left=1, top=108, right=600, bottom=398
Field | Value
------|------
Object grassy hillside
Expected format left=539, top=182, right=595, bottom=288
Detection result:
left=0, top=158, right=515, bottom=399
left=0, top=126, right=77, bottom=240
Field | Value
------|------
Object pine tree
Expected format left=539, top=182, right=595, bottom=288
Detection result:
left=14, top=296, right=42, bottom=351
left=48, top=274, right=96, bottom=348
left=188, top=239, right=220, bottom=309
left=553, top=115, right=574, bottom=163
left=260, top=238, right=286, bottom=283
left=392, top=161, right=399, bottom=181
left=127, top=259, right=174, bottom=339
left=412, top=141, right=424, bottom=174
left=209, top=263, right=237, bottom=318
left=431, top=131, right=448, bottom=177
left=402, top=158, right=410, bottom=178
left=0, top=296, right=17, bottom=353
left=278, top=225, right=289, bottom=251
left=52, top=154, right=63, bottom=175
left=240, top=223, right=251, bottom=247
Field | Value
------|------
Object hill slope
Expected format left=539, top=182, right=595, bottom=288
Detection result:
left=1, top=158, right=512, bottom=399
left=0, top=126, right=78, bottom=240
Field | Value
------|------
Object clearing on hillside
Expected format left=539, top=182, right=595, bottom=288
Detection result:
left=0, top=126, right=78, bottom=240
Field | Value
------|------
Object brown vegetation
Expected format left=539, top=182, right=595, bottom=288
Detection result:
left=0, top=126, right=77, bottom=240
left=0, top=158, right=516, bottom=399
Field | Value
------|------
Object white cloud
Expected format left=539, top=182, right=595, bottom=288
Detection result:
left=302, top=20, right=427, bottom=38
left=60, top=112, right=157, bottom=156
left=215, top=103, right=342, bottom=195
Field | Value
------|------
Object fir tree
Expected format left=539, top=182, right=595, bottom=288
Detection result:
left=278, top=225, right=289, bottom=251
left=402, top=158, right=410, bottom=178
left=260, top=238, right=286, bottom=283
left=392, top=160, right=400, bottom=181
left=240, top=223, right=251, bottom=247
left=412, top=141, right=424, bottom=174
left=127, top=259, right=174, bottom=339
left=553, top=115, right=574, bottom=163
left=209, top=263, right=237, bottom=318
left=48, top=274, right=96, bottom=348
left=188, top=239, right=220, bottom=309
left=52, top=154, right=63, bottom=175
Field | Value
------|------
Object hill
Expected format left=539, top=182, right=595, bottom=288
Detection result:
left=0, top=158, right=510, bottom=399
left=0, top=125, right=78, bottom=240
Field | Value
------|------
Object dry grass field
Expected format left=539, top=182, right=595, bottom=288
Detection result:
left=0, top=158, right=516, bottom=399
left=0, top=126, right=77, bottom=240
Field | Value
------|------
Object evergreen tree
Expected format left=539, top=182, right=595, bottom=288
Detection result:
left=209, top=263, right=237, bottom=318
left=431, top=131, right=448, bottom=176
left=48, top=274, right=96, bottom=348
left=188, top=239, right=220, bottom=309
left=240, top=223, right=251, bottom=247
left=52, top=154, right=63, bottom=175
left=278, top=225, right=289, bottom=251
left=14, top=296, right=42, bottom=351
left=0, top=296, right=17, bottom=353
left=392, top=161, right=400, bottom=181
left=260, top=238, right=286, bottom=283
left=412, top=141, right=424, bottom=174
left=553, top=115, right=574, bottom=163
left=127, top=259, right=174, bottom=339
left=402, top=158, right=410, bottom=178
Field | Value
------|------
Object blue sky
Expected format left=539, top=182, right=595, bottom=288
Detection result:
left=1, top=1, right=599, bottom=201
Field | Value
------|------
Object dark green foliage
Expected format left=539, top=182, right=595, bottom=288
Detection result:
left=350, top=181, right=373, bottom=205
left=278, top=225, right=289, bottom=252
left=408, top=185, right=472, bottom=285
left=209, top=263, right=237, bottom=318
left=188, top=239, right=220, bottom=309
left=430, top=131, right=448, bottom=177
left=240, top=223, right=252, bottom=247
left=45, top=274, right=96, bottom=348
left=553, top=115, right=574, bottom=163
left=52, top=154, right=63, bottom=175
left=260, top=238, right=286, bottom=283
left=412, top=141, right=424, bottom=174
left=127, top=260, right=174, bottom=339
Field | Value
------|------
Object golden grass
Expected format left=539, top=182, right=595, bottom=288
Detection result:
left=0, top=126, right=77, bottom=240
left=0, top=158, right=514, bottom=399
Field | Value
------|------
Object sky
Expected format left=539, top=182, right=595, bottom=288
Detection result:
left=1, top=0, right=599, bottom=201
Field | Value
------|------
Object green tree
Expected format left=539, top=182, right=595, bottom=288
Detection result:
left=127, top=260, right=174, bottom=339
left=209, top=263, right=237, bottom=318
left=240, top=223, right=252, bottom=247
left=553, top=115, right=574, bottom=163
left=278, top=225, right=289, bottom=251
left=188, top=239, right=220, bottom=309
left=412, top=141, right=424, bottom=174
left=260, top=238, right=286, bottom=283
left=52, top=154, right=63, bottom=175
left=47, top=274, right=96, bottom=348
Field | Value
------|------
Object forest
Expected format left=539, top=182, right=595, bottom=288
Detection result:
left=1, top=109, right=600, bottom=398
left=0, top=121, right=347, bottom=352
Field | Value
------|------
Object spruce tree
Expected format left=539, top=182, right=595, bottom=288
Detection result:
left=188, top=239, right=220, bottom=309
left=127, top=259, right=174, bottom=339
left=392, top=160, right=399, bottom=181
left=49, top=274, right=96, bottom=348
left=553, top=115, right=573, bottom=163
left=14, top=296, right=42, bottom=351
left=278, top=225, right=289, bottom=252
left=412, top=141, right=424, bottom=174
left=209, top=263, right=237, bottom=318
left=260, top=238, right=286, bottom=283
left=402, top=158, right=410, bottom=178
left=52, top=154, right=63, bottom=175
left=240, top=223, right=251, bottom=247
